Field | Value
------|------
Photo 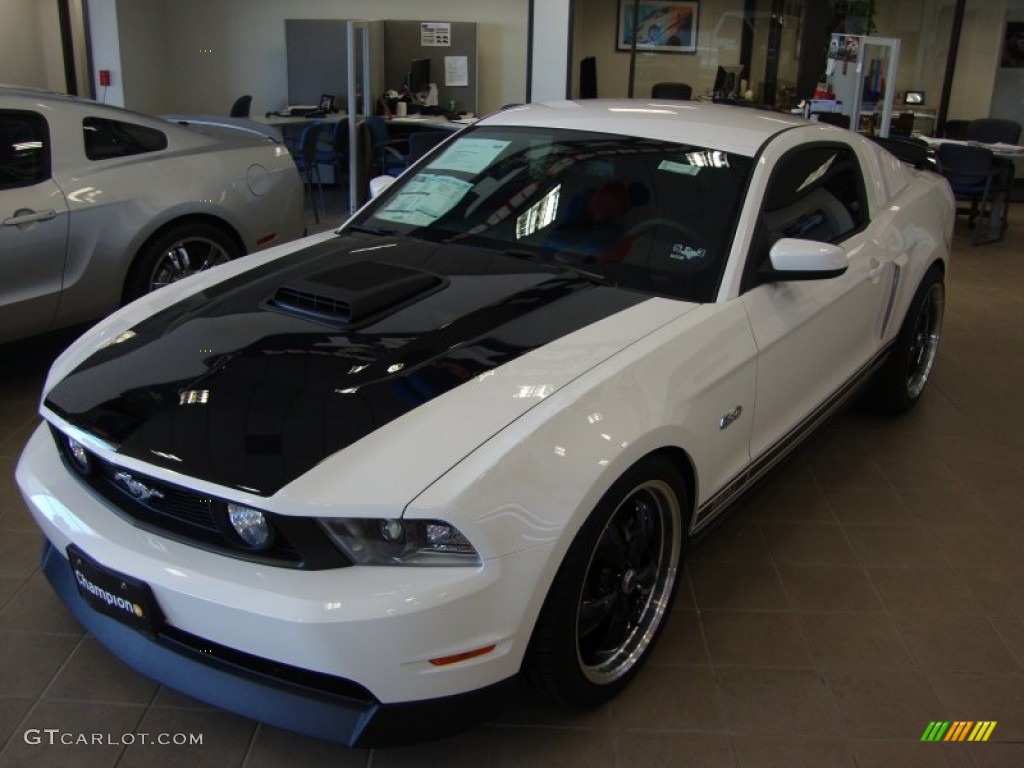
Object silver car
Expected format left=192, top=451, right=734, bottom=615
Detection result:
left=0, top=87, right=304, bottom=344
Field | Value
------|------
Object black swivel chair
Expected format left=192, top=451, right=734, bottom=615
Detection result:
left=651, top=82, right=693, bottom=100
left=941, top=119, right=969, bottom=140
left=966, top=118, right=1022, bottom=145
left=936, top=142, right=1009, bottom=245
left=407, top=130, right=448, bottom=163
left=229, top=95, right=252, bottom=118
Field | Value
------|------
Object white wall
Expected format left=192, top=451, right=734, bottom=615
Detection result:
left=107, top=0, right=529, bottom=116
left=115, top=0, right=170, bottom=115
left=0, top=0, right=64, bottom=90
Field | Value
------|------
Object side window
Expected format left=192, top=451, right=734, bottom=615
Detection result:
left=83, top=117, right=167, bottom=161
left=761, top=144, right=867, bottom=251
left=0, top=111, right=49, bottom=189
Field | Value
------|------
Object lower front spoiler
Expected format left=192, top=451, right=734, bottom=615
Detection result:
left=41, top=539, right=519, bottom=747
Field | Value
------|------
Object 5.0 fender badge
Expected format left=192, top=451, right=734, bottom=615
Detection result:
left=719, top=405, right=743, bottom=430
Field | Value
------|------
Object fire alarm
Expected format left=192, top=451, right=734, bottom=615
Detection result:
left=98, top=70, right=111, bottom=87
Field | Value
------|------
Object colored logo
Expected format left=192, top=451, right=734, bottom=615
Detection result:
left=921, top=721, right=997, bottom=742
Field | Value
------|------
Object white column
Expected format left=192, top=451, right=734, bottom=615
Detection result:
left=529, top=0, right=572, bottom=102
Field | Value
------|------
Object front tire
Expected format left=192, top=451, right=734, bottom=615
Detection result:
left=864, top=266, right=944, bottom=415
left=124, top=222, right=241, bottom=302
left=525, top=455, right=687, bottom=707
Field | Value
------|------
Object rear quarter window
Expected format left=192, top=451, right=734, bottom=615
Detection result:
left=83, top=117, right=168, bottom=160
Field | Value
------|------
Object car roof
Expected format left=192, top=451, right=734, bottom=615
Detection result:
left=0, top=85, right=174, bottom=129
left=479, top=99, right=810, bottom=156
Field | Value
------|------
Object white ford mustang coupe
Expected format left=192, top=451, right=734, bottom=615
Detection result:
left=17, top=100, right=953, bottom=745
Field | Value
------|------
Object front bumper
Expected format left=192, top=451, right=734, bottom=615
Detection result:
left=17, top=424, right=548, bottom=743
left=40, top=539, right=517, bottom=746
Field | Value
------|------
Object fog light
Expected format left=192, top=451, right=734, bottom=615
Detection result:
left=380, top=519, right=404, bottom=543
left=66, top=436, right=91, bottom=474
left=227, top=503, right=272, bottom=550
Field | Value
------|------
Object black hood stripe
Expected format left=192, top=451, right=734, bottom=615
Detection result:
left=45, top=236, right=648, bottom=496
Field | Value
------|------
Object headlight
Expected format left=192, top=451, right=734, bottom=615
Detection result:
left=319, top=518, right=480, bottom=566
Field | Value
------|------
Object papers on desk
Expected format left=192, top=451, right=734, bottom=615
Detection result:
left=920, top=136, right=1024, bottom=157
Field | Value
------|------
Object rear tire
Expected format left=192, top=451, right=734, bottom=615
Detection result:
left=863, top=266, right=944, bottom=415
left=525, top=455, right=686, bottom=707
left=124, top=222, right=241, bottom=303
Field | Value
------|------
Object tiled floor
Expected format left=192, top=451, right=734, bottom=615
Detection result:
left=0, top=199, right=1022, bottom=767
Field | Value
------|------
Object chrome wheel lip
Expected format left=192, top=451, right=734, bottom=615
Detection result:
left=906, top=283, right=944, bottom=399
left=575, top=478, right=682, bottom=685
left=148, top=236, right=231, bottom=292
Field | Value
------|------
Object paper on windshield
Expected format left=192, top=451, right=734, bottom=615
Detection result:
left=428, top=138, right=510, bottom=174
left=376, top=174, right=473, bottom=227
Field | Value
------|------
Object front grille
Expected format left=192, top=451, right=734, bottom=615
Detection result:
left=51, top=425, right=348, bottom=570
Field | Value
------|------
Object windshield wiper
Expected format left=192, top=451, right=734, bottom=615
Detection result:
left=345, top=224, right=398, bottom=236
left=502, top=248, right=613, bottom=286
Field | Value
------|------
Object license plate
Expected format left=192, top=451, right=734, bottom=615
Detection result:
left=67, top=545, right=162, bottom=634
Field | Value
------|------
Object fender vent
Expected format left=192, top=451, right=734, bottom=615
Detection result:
left=272, top=261, right=444, bottom=325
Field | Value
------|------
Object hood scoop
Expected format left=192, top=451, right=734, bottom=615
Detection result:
left=271, top=260, right=446, bottom=326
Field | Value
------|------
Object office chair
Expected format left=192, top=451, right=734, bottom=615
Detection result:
left=407, top=130, right=448, bottom=163
left=651, top=82, right=693, bottom=100
left=293, top=121, right=329, bottom=223
left=890, top=111, right=916, bottom=137
left=936, top=142, right=1009, bottom=245
left=365, top=115, right=410, bottom=176
left=229, top=95, right=252, bottom=118
left=941, top=119, right=969, bottom=140
left=966, top=118, right=1021, bottom=145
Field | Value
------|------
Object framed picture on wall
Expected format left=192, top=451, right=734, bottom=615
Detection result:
left=617, top=1, right=699, bottom=54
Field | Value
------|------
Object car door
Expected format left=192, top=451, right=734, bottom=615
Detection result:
left=739, top=139, right=892, bottom=461
left=0, top=109, right=69, bottom=343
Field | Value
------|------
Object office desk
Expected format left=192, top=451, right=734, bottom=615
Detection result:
left=919, top=136, right=1024, bottom=158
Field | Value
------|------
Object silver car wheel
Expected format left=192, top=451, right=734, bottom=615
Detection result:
left=148, top=237, right=233, bottom=291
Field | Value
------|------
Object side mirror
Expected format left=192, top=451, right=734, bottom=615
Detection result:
left=763, top=238, right=848, bottom=281
left=369, top=175, right=397, bottom=199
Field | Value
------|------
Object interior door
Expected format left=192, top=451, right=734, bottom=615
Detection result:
left=0, top=110, right=69, bottom=342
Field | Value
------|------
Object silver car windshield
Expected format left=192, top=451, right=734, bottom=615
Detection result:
left=354, top=126, right=754, bottom=303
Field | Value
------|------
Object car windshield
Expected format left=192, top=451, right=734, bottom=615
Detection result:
left=351, top=126, right=754, bottom=303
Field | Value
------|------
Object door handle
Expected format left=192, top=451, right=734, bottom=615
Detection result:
left=3, top=209, right=57, bottom=227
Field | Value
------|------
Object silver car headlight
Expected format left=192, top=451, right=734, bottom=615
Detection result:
left=319, top=518, right=481, bottom=566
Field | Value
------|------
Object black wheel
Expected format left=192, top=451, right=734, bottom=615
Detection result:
left=525, top=455, right=686, bottom=707
left=864, top=266, right=944, bottom=415
left=124, top=222, right=240, bottom=302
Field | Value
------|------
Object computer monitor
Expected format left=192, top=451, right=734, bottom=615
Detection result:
left=714, top=65, right=745, bottom=102
left=410, top=58, right=431, bottom=94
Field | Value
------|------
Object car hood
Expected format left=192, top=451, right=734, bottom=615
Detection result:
left=43, top=234, right=696, bottom=498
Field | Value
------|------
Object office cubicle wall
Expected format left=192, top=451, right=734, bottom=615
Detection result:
left=382, top=21, right=478, bottom=114
left=285, top=19, right=386, bottom=109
